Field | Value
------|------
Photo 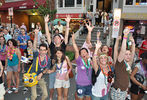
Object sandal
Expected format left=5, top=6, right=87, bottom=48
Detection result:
left=14, top=88, right=18, bottom=93
left=6, top=88, right=13, bottom=94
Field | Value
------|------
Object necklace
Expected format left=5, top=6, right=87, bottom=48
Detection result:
left=27, top=47, right=33, bottom=60
left=0, top=44, right=6, bottom=52
left=56, top=62, right=63, bottom=70
left=81, top=58, right=91, bottom=69
left=21, top=35, right=27, bottom=43
left=38, top=54, right=48, bottom=68
left=7, top=47, right=16, bottom=60
left=99, top=65, right=111, bottom=76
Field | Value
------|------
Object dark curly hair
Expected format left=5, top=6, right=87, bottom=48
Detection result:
left=7, top=39, right=17, bottom=47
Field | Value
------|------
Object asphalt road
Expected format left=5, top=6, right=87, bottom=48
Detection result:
left=4, top=71, right=77, bottom=100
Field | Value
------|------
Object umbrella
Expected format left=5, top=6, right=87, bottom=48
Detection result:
left=48, top=19, right=66, bottom=26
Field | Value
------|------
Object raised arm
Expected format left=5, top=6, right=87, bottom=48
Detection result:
left=66, top=56, right=72, bottom=74
left=92, top=40, right=102, bottom=72
left=71, top=33, right=79, bottom=59
left=113, top=36, right=121, bottom=64
left=128, top=36, right=135, bottom=65
left=64, top=15, right=71, bottom=44
left=44, top=15, right=51, bottom=45
left=33, top=29, right=39, bottom=51
left=85, top=24, right=94, bottom=44
left=117, top=28, right=130, bottom=62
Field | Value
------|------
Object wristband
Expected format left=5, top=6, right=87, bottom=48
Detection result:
left=93, top=54, right=97, bottom=56
left=123, top=37, right=127, bottom=39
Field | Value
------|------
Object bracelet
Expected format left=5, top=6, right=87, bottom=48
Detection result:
left=123, top=37, right=127, bottom=39
left=93, top=54, right=97, bottom=56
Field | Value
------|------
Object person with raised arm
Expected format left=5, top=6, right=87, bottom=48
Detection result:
left=92, top=36, right=114, bottom=100
left=44, top=14, right=71, bottom=100
left=30, top=29, right=51, bottom=100
left=110, top=27, right=135, bottom=100
left=72, top=32, right=92, bottom=100
left=5, top=39, right=21, bottom=94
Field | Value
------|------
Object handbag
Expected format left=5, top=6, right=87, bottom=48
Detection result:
left=23, top=57, right=39, bottom=87
left=66, top=58, right=74, bottom=78
left=134, top=73, right=144, bottom=84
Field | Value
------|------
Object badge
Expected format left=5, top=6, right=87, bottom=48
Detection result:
left=81, top=66, right=85, bottom=70
left=77, top=89, right=83, bottom=94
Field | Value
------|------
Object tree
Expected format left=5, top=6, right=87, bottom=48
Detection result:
left=33, top=0, right=56, bottom=20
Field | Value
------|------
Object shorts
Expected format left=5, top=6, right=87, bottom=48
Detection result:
left=0, top=83, right=5, bottom=99
left=7, top=65, right=18, bottom=72
left=110, top=87, right=127, bottom=100
left=92, top=93, right=108, bottom=100
left=49, top=72, right=56, bottom=89
left=130, top=82, right=145, bottom=94
left=76, top=84, right=92, bottom=98
left=54, top=79, right=70, bottom=89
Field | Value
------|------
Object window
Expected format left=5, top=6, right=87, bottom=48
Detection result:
left=58, top=0, right=63, bottom=7
left=136, top=0, right=147, bottom=5
left=77, top=0, right=82, bottom=7
left=65, top=0, right=74, bottom=7
left=126, top=0, right=133, bottom=5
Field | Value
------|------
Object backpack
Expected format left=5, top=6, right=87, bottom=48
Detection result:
left=92, top=66, right=114, bottom=85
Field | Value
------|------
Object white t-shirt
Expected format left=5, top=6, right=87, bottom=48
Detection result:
left=92, top=71, right=111, bottom=97
left=54, top=25, right=63, bottom=33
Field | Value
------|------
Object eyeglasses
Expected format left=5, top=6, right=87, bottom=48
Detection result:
left=39, top=49, right=47, bottom=51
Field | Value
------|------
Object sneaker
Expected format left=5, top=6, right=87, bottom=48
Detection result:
left=6, top=88, right=13, bottom=94
left=23, top=87, right=28, bottom=91
left=12, top=87, right=16, bottom=91
left=14, top=88, right=18, bottom=93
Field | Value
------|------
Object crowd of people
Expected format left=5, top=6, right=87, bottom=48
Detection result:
left=0, top=14, right=146, bottom=100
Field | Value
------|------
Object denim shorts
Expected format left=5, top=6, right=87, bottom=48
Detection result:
left=92, top=93, right=108, bottom=100
left=76, top=84, right=92, bottom=98
left=7, top=65, right=18, bottom=72
left=49, top=72, right=56, bottom=89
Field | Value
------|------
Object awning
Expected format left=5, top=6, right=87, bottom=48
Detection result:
left=0, top=0, right=46, bottom=11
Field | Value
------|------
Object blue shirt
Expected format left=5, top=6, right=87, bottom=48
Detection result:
left=8, top=53, right=19, bottom=66
left=17, top=35, right=30, bottom=50
left=31, top=51, right=51, bottom=75
left=4, top=34, right=12, bottom=42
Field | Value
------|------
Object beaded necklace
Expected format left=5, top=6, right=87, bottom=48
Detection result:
left=27, top=47, right=33, bottom=60
left=7, top=47, right=16, bottom=60
left=99, top=64, right=111, bottom=76
left=38, top=54, right=48, bottom=68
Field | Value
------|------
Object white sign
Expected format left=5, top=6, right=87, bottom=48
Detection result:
left=8, top=7, right=13, bottom=16
left=112, top=8, right=121, bottom=38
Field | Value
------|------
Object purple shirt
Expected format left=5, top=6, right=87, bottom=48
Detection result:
left=76, top=56, right=92, bottom=86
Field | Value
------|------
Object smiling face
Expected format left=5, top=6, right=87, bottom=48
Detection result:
left=56, top=50, right=63, bottom=60
left=99, top=55, right=108, bottom=65
left=8, top=40, right=14, bottom=48
left=124, top=50, right=131, bottom=62
left=102, top=45, right=109, bottom=54
left=27, top=40, right=33, bottom=47
left=80, top=49, right=89, bottom=60
left=0, top=36, right=5, bottom=44
left=39, top=46, right=48, bottom=56
left=53, top=35, right=61, bottom=45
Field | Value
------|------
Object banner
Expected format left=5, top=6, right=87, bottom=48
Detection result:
left=8, top=7, right=13, bottom=16
left=112, top=8, right=121, bottom=38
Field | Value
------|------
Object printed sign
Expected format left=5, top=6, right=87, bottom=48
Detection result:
left=8, top=7, right=13, bottom=16
left=112, top=9, right=121, bottom=38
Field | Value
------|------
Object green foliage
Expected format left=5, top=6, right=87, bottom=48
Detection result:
left=33, top=0, right=57, bottom=19
left=65, top=51, right=75, bottom=61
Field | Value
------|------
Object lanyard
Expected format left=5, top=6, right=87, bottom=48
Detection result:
left=56, top=62, right=63, bottom=71
left=81, top=58, right=91, bottom=69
